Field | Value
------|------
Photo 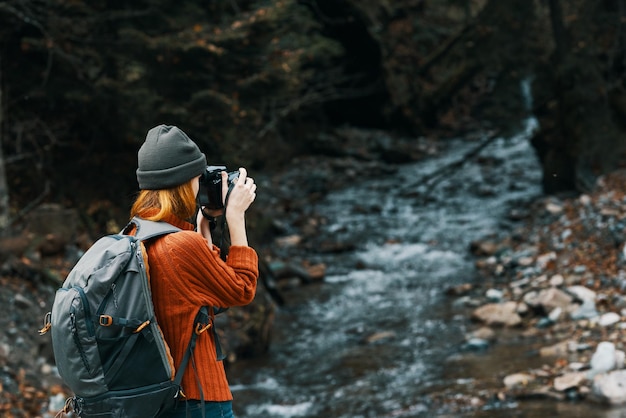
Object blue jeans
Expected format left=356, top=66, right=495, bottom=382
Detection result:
left=169, top=400, right=234, bottom=418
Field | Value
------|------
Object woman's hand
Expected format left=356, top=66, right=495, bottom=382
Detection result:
left=196, top=207, right=214, bottom=245
left=223, top=167, right=256, bottom=217
left=223, top=167, right=256, bottom=246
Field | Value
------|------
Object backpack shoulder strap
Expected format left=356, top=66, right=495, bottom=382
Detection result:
left=122, top=216, right=181, bottom=241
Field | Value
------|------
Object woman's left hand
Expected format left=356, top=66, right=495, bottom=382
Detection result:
left=196, top=207, right=215, bottom=244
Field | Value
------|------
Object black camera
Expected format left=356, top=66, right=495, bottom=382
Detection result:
left=198, top=165, right=239, bottom=210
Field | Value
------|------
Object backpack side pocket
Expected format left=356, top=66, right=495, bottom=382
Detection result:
left=52, top=287, right=106, bottom=397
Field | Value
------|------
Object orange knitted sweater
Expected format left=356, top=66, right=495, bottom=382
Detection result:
left=137, top=214, right=258, bottom=401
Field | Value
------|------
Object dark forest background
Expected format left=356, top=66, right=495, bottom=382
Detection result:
left=1, top=0, right=626, bottom=234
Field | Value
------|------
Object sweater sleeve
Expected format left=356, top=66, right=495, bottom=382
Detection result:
left=160, top=231, right=259, bottom=307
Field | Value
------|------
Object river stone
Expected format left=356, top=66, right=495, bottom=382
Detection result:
left=567, top=285, right=596, bottom=302
left=471, top=302, right=522, bottom=327
left=503, top=372, right=534, bottom=389
left=470, top=326, right=496, bottom=341
left=548, top=306, right=563, bottom=322
left=524, top=287, right=574, bottom=312
left=549, top=274, right=564, bottom=287
left=618, top=351, right=626, bottom=370
left=590, top=342, right=618, bottom=376
left=570, top=298, right=599, bottom=320
left=536, top=251, right=556, bottom=269
left=462, top=338, right=490, bottom=351
left=545, top=202, right=564, bottom=214
left=485, top=288, right=503, bottom=302
left=579, top=194, right=592, bottom=205
left=592, top=370, right=626, bottom=405
left=539, top=340, right=571, bottom=357
left=598, top=312, right=621, bottom=327
left=361, top=331, right=396, bottom=344
left=553, top=371, right=587, bottom=392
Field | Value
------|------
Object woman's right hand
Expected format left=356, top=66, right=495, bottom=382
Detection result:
left=223, top=167, right=256, bottom=217
left=223, top=167, right=256, bottom=246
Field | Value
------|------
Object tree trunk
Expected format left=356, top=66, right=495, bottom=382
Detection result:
left=548, top=0, right=568, bottom=61
left=0, top=54, right=9, bottom=235
left=533, top=0, right=624, bottom=193
left=533, top=0, right=578, bottom=193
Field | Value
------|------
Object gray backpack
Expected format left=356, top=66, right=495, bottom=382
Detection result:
left=40, top=217, right=220, bottom=417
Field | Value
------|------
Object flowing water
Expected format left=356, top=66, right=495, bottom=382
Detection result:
left=227, top=119, right=626, bottom=417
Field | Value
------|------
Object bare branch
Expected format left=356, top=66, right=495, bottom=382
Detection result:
left=4, top=180, right=50, bottom=231
left=402, top=130, right=500, bottom=200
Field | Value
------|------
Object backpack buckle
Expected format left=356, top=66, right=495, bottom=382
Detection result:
left=134, top=320, right=150, bottom=333
left=99, top=315, right=113, bottom=326
left=39, top=312, right=52, bottom=335
left=195, top=322, right=212, bottom=335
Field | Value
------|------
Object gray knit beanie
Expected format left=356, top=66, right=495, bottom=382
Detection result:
left=136, top=125, right=206, bottom=189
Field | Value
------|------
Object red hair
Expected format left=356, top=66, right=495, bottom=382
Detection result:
left=130, top=180, right=197, bottom=221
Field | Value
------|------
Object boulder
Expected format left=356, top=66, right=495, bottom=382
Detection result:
left=471, top=302, right=522, bottom=327
left=592, top=370, right=626, bottom=405
left=553, top=371, right=587, bottom=392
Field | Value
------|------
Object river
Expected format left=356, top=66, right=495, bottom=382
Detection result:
left=227, top=119, right=621, bottom=417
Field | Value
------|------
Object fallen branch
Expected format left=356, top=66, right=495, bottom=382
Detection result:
left=3, top=180, right=50, bottom=232
left=405, top=130, right=499, bottom=200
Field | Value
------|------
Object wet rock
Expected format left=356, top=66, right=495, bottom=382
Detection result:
left=510, top=277, right=531, bottom=288
left=516, top=256, right=534, bottom=267
left=470, top=326, right=496, bottom=341
left=549, top=274, right=564, bottom=287
left=617, top=351, right=626, bottom=370
left=592, top=370, right=626, bottom=405
left=579, top=194, right=592, bottom=206
left=469, top=240, right=499, bottom=256
left=568, top=362, right=586, bottom=371
left=570, top=298, right=599, bottom=321
left=0, top=342, right=10, bottom=361
left=275, top=234, right=302, bottom=248
left=545, top=202, right=563, bottom=215
left=516, top=302, right=529, bottom=316
left=485, top=288, right=504, bottom=302
left=471, top=302, right=522, bottom=327
left=589, top=342, right=620, bottom=377
left=536, top=252, right=556, bottom=269
left=361, top=331, right=396, bottom=344
left=463, top=327, right=496, bottom=351
left=535, top=317, right=555, bottom=329
left=553, top=371, right=587, bottom=392
left=445, top=283, right=474, bottom=296
left=567, top=286, right=596, bottom=303
left=549, top=306, right=563, bottom=322
left=462, top=338, right=490, bottom=351
left=304, top=263, right=326, bottom=281
left=539, top=340, right=571, bottom=357
left=598, top=312, right=621, bottom=327
left=523, top=287, right=574, bottom=313
left=503, top=373, right=534, bottom=389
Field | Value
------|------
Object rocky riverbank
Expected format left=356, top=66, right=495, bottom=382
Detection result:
left=445, top=169, right=626, bottom=411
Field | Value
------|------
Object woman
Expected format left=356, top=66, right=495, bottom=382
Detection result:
left=131, top=124, right=258, bottom=418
